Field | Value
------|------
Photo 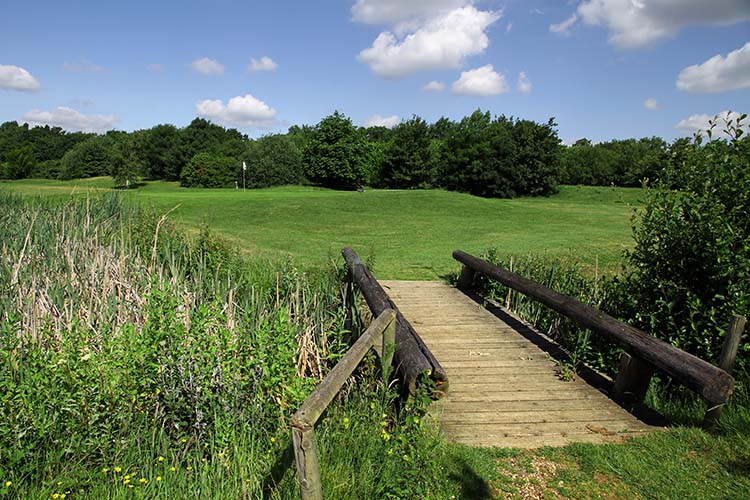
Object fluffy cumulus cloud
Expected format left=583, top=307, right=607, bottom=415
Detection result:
left=423, top=80, right=446, bottom=91
left=452, top=64, right=509, bottom=96
left=248, top=56, right=278, bottom=72
left=676, top=110, right=750, bottom=137
left=364, top=114, right=401, bottom=128
left=195, top=94, right=277, bottom=128
left=644, top=98, right=659, bottom=110
left=357, top=5, right=500, bottom=78
left=553, top=0, right=750, bottom=49
left=517, top=71, right=532, bottom=94
left=0, top=64, right=41, bottom=90
left=677, top=42, right=750, bottom=93
left=22, top=107, right=118, bottom=133
left=191, top=57, right=225, bottom=76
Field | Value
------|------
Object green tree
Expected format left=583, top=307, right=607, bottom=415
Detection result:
left=303, top=111, right=372, bottom=189
left=59, top=136, right=113, bottom=179
left=0, top=145, right=35, bottom=179
left=244, top=134, right=304, bottom=188
left=180, top=152, right=238, bottom=188
left=378, top=116, right=435, bottom=188
left=134, top=124, right=183, bottom=180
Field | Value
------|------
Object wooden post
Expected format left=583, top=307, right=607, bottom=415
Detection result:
left=456, top=264, right=475, bottom=290
left=706, top=315, right=746, bottom=423
left=381, top=314, right=396, bottom=382
left=612, top=352, right=654, bottom=405
left=292, top=424, right=322, bottom=500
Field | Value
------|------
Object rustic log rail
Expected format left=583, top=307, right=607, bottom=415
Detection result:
left=343, top=247, right=449, bottom=395
left=291, top=309, right=396, bottom=500
left=452, top=250, right=735, bottom=410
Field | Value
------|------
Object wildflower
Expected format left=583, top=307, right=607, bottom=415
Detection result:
left=127, top=484, right=134, bottom=489
left=186, top=466, right=192, bottom=472
left=102, top=467, right=110, bottom=473
left=156, top=476, right=162, bottom=482
left=60, top=495, right=66, bottom=499
left=52, top=495, right=60, bottom=499
left=5, top=481, right=11, bottom=487
left=157, top=456, right=165, bottom=462
left=342, top=417, right=350, bottom=429
left=201, top=458, right=206, bottom=463
left=170, top=467, right=176, bottom=472
left=387, top=448, right=393, bottom=456
left=114, top=467, right=122, bottom=473
left=181, top=438, right=187, bottom=443
left=403, top=454, right=410, bottom=461
left=124, top=475, right=131, bottom=481
left=123, top=479, right=131, bottom=485
left=56, top=482, right=62, bottom=486
left=381, top=430, right=391, bottom=441
left=204, top=443, right=208, bottom=449
left=139, top=478, right=147, bottom=484
left=270, top=437, right=276, bottom=443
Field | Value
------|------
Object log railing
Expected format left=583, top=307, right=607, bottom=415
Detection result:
left=452, top=250, right=735, bottom=411
left=291, top=309, right=396, bottom=500
left=343, top=247, right=449, bottom=396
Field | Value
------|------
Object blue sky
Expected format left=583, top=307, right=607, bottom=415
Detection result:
left=1, top=0, right=748, bottom=143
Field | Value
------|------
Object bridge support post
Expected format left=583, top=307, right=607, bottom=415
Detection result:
left=612, top=352, right=654, bottom=405
left=457, top=265, right=475, bottom=290
left=705, top=314, right=746, bottom=424
left=292, top=424, right=323, bottom=500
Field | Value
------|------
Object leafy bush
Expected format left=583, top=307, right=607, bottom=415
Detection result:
left=179, top=152, right=238, bottom=187
left=244, top=133, right=304, bottom=188
left=59, top=135, right=114, bottom=179
left=609, top=113, right=750, bottom=371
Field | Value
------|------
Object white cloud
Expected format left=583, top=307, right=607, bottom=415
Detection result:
left=22, top=107, right=118, bottom=133
left=63, top=61, right=105, bottom=73
left=644, top=98, right=659, bottom=110
left=675, top=110, right=750, bottom=138
left=517, top=71, right=532, bottom=94
left=423, top=80, right=446, bottom=91
left=248, top=56, right=278, bottom=72
left=677, top=42, right=750, bottom=93
left=357, top=6, right=501, bottom=78
left=549, top=14, right=577, bottom=35
left=0, top=64, right=41, bottom=90
left=572, top=0, right=750, bottom=49
left=364, top=114, right=401, bottom=128
left=191, top=57, right=225, bottom=76
left=452, top=64, right=509, bottom=96
left=506, top=22, right=513, bottom=34
left=351, top=0, right=466, bottom=25
left=195, top=94, right=277, bottom=128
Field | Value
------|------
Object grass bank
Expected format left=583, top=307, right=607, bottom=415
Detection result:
left=2, top=179, right=641, bottom=279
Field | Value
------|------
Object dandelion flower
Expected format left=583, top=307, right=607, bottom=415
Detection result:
left=52, top=495, right=60, bottom=499
left=60, top=495, right=66, bottom=499
left=170, top=467, right=176, bottom=472
left=102, top=467, right=109, bottom=473
left=139, top=478, right=147, bottom=484
left=181, top=438, right=187, bottom=443
left=5, top=481, right=11, bottom=487
left=156, top=476, right=162, bottom=482
left=114, top=467, right=122, bottom=473
left=157, top=456, right=165, bottom=462
left=270, top=437, right=276, bottom=443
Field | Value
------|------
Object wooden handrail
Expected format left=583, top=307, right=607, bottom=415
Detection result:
left=291, top=309, right=396, bottom=500
left=452, top=249, right=735, bottom=407
left=342, top=247, right=448, bottom=395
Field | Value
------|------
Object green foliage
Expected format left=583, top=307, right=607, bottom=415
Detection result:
left=0, top=145, right=35, bottom=179
left=59, top=135, right=114, bottom=179
left=304, top=111, right=373, bottom=189
left=560, top=136, right=669, bottom=187
left=376, top=116, right=436, bottom=188
left=610, top=112, right=750, bottom=371
left=441, top=110, right=560, bottom=198
left=133, top=124, right=183, bottom=180
left=244, top=134, right=304, bottom=188
left=179, top=152, right=238, bottom=188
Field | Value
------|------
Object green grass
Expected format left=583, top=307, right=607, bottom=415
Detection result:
left=1, top=178, right=642, bottom=279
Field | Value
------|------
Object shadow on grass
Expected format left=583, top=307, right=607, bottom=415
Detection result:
left=448, top=457, right=494, bottom=499
left=262, top=441, right=295, bottom=500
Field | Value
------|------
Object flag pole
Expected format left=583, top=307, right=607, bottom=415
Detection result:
left=242, top=161, right=247, bottom=191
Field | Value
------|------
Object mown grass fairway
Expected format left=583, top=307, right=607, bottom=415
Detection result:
left=2, top=179, right=641, bottom=279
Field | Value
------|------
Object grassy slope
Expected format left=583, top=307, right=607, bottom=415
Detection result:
left=2, top=179, right=641, bottom=279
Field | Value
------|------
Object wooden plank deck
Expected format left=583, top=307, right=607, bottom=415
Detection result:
left=380, top=280, right=659, bottom=449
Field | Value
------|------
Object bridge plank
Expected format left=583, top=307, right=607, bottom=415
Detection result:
left=381, top=280, right=660, bottom=449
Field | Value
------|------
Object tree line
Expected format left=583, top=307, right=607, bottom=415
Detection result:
left=0, top=110, right=737, bottom=198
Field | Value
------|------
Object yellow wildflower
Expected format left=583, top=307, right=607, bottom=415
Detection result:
left=5, top=481, right=11, bottom=487
left=181, top=438, right=187, bottom=443
left=156, top=476, right=162, bottom=482
left=342, top=417, right=350, bottom=429
left=157, top=456, right=165, bottom=462
left=381, top=430, right=391, bottom=441
left=170, top=467, right=176, bottom=472
left=127, top=484, right=134, bottom=489
left=270, top=437, right=276, bottom=443
left=60, top=495, right=66, bottom=499
left=52, top=495, right=60, bottom=499
left=102, top=467, right=109, bottom=473
left=124, top=475, right=131, bottom=481
left=139, top=478, right=147, bottom=484
left=114, top=467, right=122, bottom=473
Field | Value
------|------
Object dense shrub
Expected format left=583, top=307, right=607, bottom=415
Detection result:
left=59, top=135, right=114, bottom=179
left=609, top=114, right=750, bottom=370
left=244, top=133, right=304, bottom=187
left=179, top=152, right=238, bottom=188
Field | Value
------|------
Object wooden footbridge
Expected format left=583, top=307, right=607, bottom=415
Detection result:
left=290, top=248, right=738, bottom=499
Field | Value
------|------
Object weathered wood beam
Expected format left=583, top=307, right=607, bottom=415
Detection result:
left=452, top=249, right=734, bottom=407
left=343, top=247, right=449, bottom=395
